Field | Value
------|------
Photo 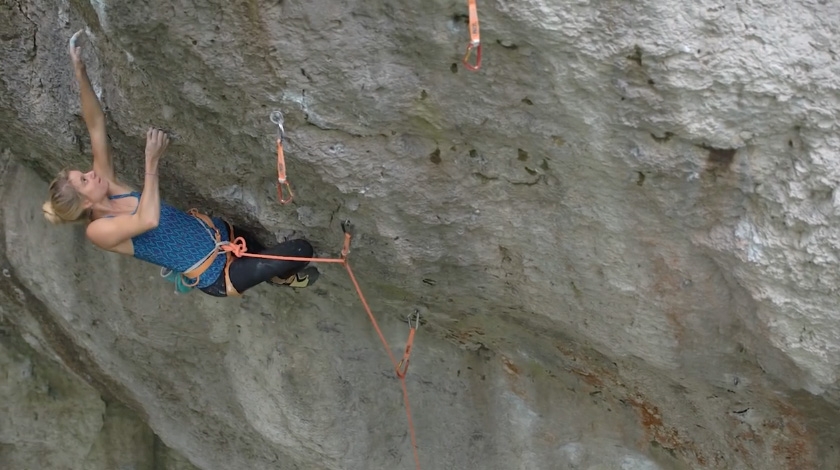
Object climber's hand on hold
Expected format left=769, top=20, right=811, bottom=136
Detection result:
left=69, top=29, right=85, bottom=70
left=144, top=128, right=170, bottom=167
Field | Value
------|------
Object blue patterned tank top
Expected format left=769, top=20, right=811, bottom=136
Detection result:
left=108, top=192, right=228, bottom=288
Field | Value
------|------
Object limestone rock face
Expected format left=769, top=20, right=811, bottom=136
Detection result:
left=0, top=318, right=197, bottom=470
left=2, top=0, right=840, bottom=468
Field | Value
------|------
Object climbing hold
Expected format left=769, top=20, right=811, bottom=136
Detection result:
left=462, top=0, right=481, bottom=71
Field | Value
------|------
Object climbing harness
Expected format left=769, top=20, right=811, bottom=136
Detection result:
left=462, top=0, right=481, bottom=71
left=154, top=208, right=229, bottom=292
left=271, top=111, right=294, bottom=204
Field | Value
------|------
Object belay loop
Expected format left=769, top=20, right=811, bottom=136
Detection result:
left=270, top=110, right=294, bottom=204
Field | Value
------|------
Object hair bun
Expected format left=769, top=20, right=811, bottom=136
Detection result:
left=42, top=200, right=61, bottom=224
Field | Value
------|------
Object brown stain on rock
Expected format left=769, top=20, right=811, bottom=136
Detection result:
left=501, top=356, right=520, bottom=376
left=627, top=396, right=663, bottom=428
left=644, top=241, right=687, bottom=344
left=573, top=369, right=604, bottom=388
left=724, top=396, right=818, bottom=469
left=501, top=356, right=527, bottom=399
left=554, top=343, right=710, bottom=466
left=445, top=327, right=486, bottom=347
left=769, top=398, right=817, bottom=470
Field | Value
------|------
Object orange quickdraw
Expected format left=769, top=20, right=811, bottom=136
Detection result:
left=271, top=111, right=294, bottom=204
left=276, top=138, right=293, bottom=204
left=462, top=0, right=481, bottom=71
left=396, top=310, right=420, bottom=379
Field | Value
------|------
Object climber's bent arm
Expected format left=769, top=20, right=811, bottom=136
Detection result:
left=86, top=172, right=161, bottom=252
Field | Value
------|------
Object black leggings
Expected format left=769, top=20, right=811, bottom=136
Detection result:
left=199, top=225, right=313, bottom=297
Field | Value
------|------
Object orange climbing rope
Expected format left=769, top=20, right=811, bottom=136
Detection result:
left=271, top=111, right=294, bottom=204
left=462, top=0, right=481, bottom=71
left=220, top=221, right=422, bottom=470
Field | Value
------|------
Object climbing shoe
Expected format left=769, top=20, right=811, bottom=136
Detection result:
left=269, top=267, right=319, bottom=288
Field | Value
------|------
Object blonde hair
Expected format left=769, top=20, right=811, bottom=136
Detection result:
left=43, top=169, right=89, bottom=224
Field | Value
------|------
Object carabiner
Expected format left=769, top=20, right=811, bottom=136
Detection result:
left=277, top=179, right=294, bottom=204
left=407, top=309, right=421, bottom=329
left=270, top=110, right=285, bottom=129
left=462, top=41, right=482, bottom=71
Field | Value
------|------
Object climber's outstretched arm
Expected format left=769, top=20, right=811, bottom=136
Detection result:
left=69, top=30, right=115, bottom=183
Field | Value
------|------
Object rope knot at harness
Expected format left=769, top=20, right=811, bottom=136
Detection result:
left=221, top=236, right=249, bottom=257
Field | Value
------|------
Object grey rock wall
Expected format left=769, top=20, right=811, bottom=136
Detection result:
left=2, top=0, right=840, bottom=468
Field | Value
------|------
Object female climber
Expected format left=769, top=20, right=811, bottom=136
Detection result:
left=42, top=30, right=319, bottom=297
